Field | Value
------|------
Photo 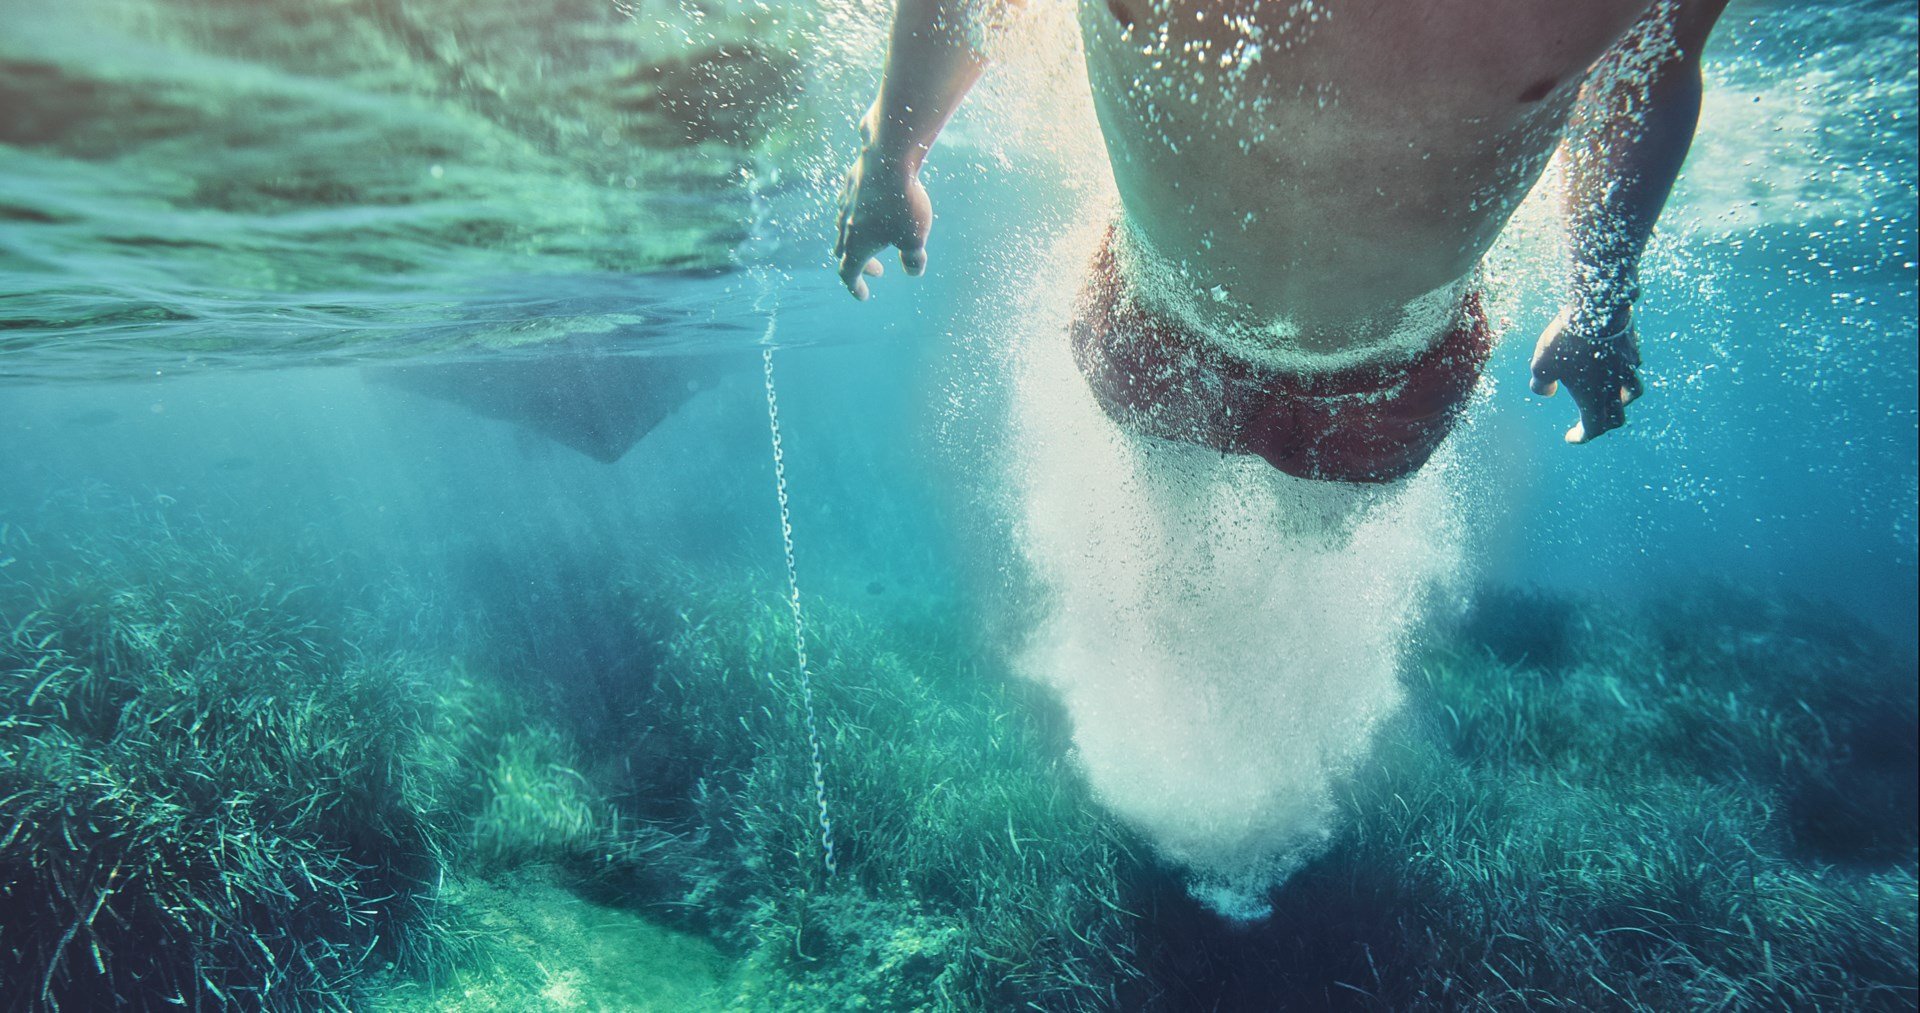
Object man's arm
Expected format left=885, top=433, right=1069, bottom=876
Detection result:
left=832, top=0, right=1002, bottom=300
left=1532, top=0, right=1729, bottom=444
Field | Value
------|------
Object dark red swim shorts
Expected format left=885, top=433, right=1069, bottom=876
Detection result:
left=1070, top=228, right=1492, bottom=484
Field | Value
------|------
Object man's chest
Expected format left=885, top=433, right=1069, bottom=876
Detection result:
left=1087, top=0, right=1648, bottom=116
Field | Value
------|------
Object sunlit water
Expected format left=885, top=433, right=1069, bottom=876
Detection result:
left=1, top=0, right=1914, bottom=1001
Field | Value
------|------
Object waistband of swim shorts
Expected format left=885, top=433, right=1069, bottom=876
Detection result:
left=1103, top=218, right=1485, bottom=379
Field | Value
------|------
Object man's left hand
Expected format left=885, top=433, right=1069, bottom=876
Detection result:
left=1530, top=306, right=1644, bottom=444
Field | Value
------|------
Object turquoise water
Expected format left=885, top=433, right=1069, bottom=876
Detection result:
left=1, top=0, right=1915, bottom=1008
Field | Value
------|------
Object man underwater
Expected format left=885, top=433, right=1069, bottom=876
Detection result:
left=832, top=0, right=1727, bottom=482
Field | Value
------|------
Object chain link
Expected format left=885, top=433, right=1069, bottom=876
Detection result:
left=762, top=341, right=837, bottom=877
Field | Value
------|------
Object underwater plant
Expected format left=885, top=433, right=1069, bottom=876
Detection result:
left=516, top=566, right=1151, bottom=1011
left=5, top=514, right=1909, bottom=1011
left=1112, top=586, right=1919, bottom=1009
left=0, top=528, right=471, bottom=1011
left=503, top=565, right=1916, bottom=1011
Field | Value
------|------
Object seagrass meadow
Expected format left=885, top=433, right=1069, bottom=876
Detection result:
left=0, top=508, right=1913, bottom=1010
left=1, top=0, right=1916, bottom=1008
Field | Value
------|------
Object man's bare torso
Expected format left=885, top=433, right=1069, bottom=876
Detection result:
left=1082, top=0, right=1654, bottom=353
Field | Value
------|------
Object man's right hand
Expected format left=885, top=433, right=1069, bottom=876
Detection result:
left=832, top=112, right=932, bottom=300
